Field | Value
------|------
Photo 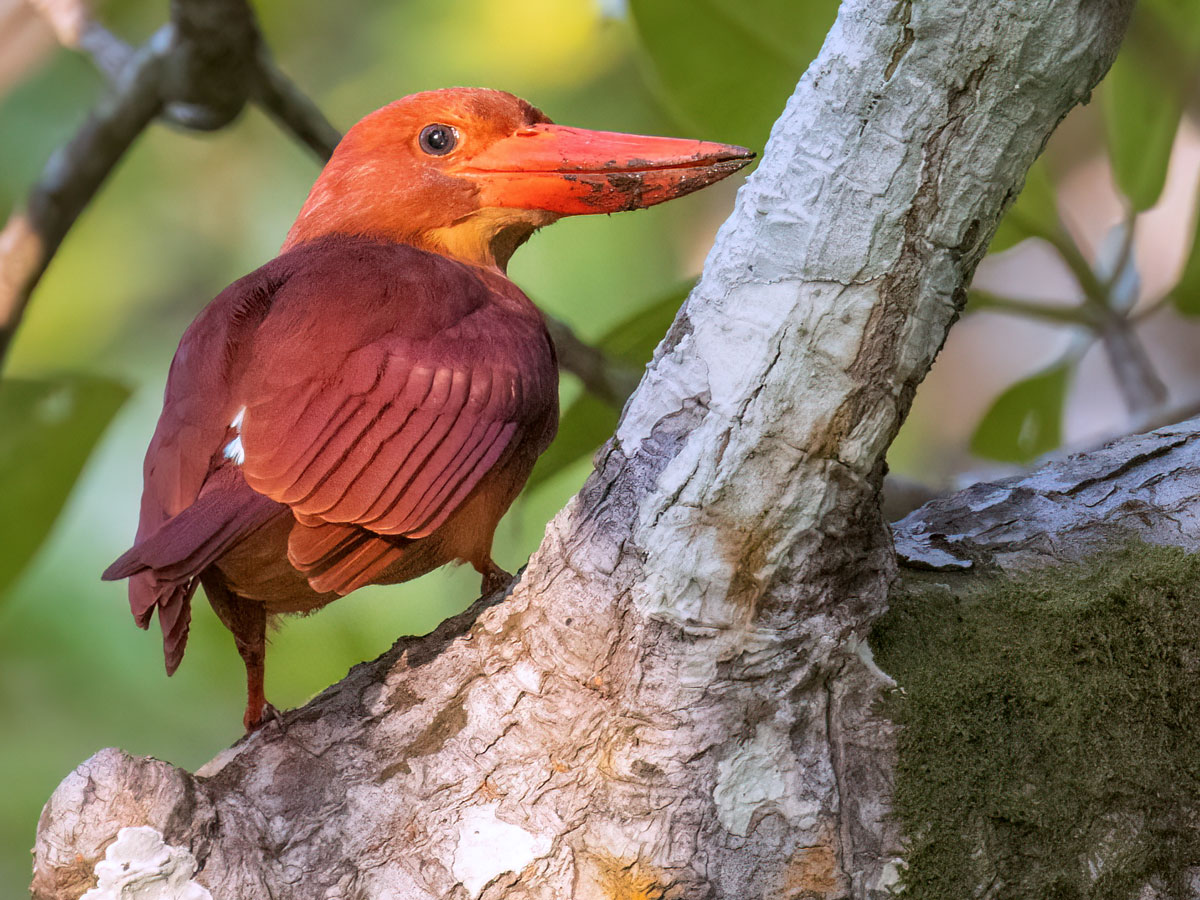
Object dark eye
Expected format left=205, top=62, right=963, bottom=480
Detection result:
left=419, top=124, right=457, bottom=156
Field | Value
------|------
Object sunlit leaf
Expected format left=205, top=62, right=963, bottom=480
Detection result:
left=989, top=160, right=1059, bottom=253
left=628, top=0, right=838, bottom=148
left=1102, top=48, right=1184, bottom=212
left=0, top=374, right=128, bottom=597
left=969, top=363, right=1071, bottom=464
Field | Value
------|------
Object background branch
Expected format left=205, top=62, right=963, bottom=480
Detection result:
left=542, top=316, right=642, bottom=408
left=0, top=40, right=162, bottom=360
left=0, top=0, right=641, bottom=412
left=248, top=48, right=340, bottom=160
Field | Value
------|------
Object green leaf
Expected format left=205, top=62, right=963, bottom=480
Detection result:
left=0, top=374, right=129, bottom=597
left=1102, top=48, right=1185, bottom=211
left=528, top=283, right=694, bottom=492
left=1174, top=190, right=1200, bottom=315
left=629, top=0, right=839, bottom=149
left=989, top=160, right=1059, bottom=253
left=969, top=363, right=1071, bottom=464
left=1141, top=0, right=1200, bottom=57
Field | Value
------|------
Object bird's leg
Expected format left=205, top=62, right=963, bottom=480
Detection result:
left=474, top=556, right=512, bottom=596
left=203, top=577, right=273, bottom=732
left=234, top=613, right=271, bottom=732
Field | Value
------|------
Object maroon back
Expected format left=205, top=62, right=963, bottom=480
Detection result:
left=113, top=236, right=558, bottom=671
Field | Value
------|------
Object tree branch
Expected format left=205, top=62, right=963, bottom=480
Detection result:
left=31, top=1, right=1134, bottom=897
left=542, top=316, right=641, bottom=408
left=1044, top=221, right=1168, bottom=413
left=895, top=417, right=1200, bottom=574
left=248, top=48, right=341, bottom=160
left=2, top=0, right=636, bottom=411
left=0, top=40, right=163, bottom=361
left=0, top=0, right=264, bottom=365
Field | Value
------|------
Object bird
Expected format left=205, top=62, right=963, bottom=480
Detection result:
left=103, top=87, right=753, bottom=731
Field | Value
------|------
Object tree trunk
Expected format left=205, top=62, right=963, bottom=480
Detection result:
left=31, top=0, right=1134, bottom=897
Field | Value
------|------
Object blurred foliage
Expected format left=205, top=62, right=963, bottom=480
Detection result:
left=528, top=281, right=690, bottom=491
left=968, top=362, right=1070, bottom=465
left=628, top=0, right=838, bottom=147
left=0, top=375, right=127, bottom=596
left=1103, top=50, right=1183, bottom=212
left=3, top=0, right=1200, bottom=894
left=1175, top=187, right=1200, bottom=314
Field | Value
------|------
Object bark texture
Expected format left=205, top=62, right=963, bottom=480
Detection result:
left=32, top=1, right=1133, bottom=897
left=895, top=419, right=1200, bottom=574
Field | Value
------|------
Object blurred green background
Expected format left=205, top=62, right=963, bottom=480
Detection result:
left=3, top=0, right=1200, bottom=893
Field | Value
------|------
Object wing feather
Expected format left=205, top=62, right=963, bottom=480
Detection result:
left=304, top=365, right=437, bottom=521
left=109, top=239, right=558, bottom=676
left=238, top=269, right=554, bottom=544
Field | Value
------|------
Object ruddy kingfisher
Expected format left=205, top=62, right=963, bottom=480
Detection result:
left=104, top=88, right=752, bottom=730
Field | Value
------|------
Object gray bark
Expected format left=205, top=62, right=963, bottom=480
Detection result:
left=31, top=0, right=1134, bottom=897
left=895, top=419, right=1200, bottom=575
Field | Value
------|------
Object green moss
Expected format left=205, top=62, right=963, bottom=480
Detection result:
left=871, top=543, right=1200, bottom=899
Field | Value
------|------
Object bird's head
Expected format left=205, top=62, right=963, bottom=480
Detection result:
left=284, top=88, right=754, bottom=270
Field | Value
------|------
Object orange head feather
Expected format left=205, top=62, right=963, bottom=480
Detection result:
left=284, top=88, right=753, bottom=270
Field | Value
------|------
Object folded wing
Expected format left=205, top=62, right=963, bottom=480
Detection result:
left=240, top=350, right=528, bottom=540
left=231, top=242, right=557, bottom=576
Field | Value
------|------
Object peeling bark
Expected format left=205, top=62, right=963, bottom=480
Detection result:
left=895, top=419, right=1200, bottom=574
left=32, top=0, right=1133, bottom=897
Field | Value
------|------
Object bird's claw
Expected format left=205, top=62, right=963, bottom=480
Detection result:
left=481, top=565, right=513, bottom=597
left=244, top=702, right=282, bottom=733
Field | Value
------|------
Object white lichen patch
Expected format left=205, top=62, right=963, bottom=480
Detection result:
left=510, top=659, right=544, bottom=695
left=714, top=724, right=820, bottom=837
left=81, top=826, right=211, bottom=900
left=451, top=803, right=551, bottom=897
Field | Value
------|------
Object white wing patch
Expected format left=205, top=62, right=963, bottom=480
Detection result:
left=224, top=405, right=247, bottom=465
left=224, top=436, right=245, bottom=465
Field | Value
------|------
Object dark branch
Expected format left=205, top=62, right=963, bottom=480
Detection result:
left=542, top=316, right=642, bottom=408
left=0, top=42, right=164, bottom=361
left=250, top=50, right=341, bottom=161
left=1, top=0, right=650, bottom=413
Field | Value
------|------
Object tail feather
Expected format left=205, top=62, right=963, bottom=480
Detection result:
left=129, top=571, right=158, bottom=628
left=104, top=485, right=282, bottom=582
left=161, top=579, right=198, bottom=675
left=105, top=472, right=284, bottom=673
